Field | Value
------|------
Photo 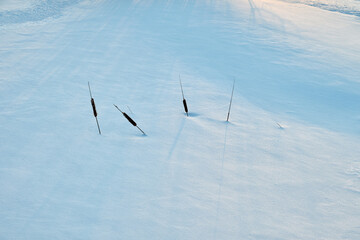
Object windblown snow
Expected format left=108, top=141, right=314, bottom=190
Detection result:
left=0, top=0, right=360, bottom=239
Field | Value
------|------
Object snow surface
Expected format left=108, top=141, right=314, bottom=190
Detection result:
left=281, top=0, right=360, bottom=17
left=0, top=0, right=38, bottom=12
left=1, top=0, right=360, bottom=239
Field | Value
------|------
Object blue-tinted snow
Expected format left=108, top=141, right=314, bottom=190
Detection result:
left=281, top=0, right=360, bottom=17
left=0, top=0, right=80, bottom=25
left=0, top=0, right=360, bottom=239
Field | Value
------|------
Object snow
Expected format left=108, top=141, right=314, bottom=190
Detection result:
left=281, top=0, right=360, bottom=17
left=0, top=0, right=38, bottom=12
left=1, top=0, right=360, bottom=239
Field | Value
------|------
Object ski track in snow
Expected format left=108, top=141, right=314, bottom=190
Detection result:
left=1, top=0, right=360, bottom=239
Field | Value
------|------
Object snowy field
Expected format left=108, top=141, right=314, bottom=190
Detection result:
left=1, top=0, right=360, bottom=239
left=282, top=0, right=360, bottom=17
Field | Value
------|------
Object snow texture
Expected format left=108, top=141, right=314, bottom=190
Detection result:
left=1, top=0, right=360, bottom=239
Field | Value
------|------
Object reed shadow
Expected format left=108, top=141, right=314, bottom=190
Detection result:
left=135, top=132, right=147, bottom=137
left=204, top=117, right=236, bottom=126
left=187, top=112, right=200, bottom=117
left=213, top=122, right=229, bottom=239
left=165, top=118, right=186, bottom=161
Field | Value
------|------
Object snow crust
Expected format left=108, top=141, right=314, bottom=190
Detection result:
left=0, top=0, right=360, bottom=239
